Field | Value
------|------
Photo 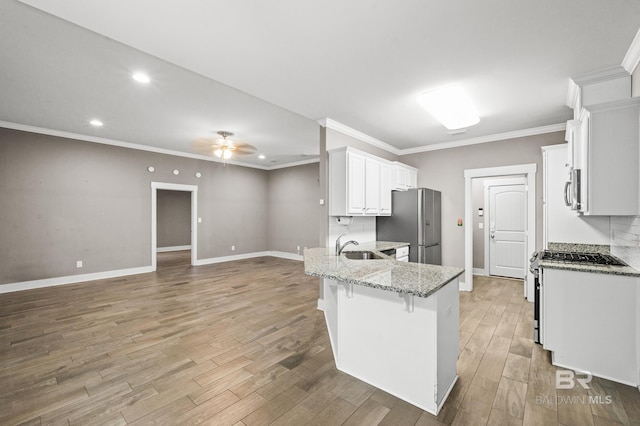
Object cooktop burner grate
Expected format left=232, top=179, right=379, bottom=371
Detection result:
left=540, top=250, right=626, bottom=266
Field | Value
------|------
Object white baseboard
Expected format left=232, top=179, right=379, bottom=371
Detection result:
left=157, top=245, right=191, bottom=253
left=1, top=251, right=304, bottom=294
left=0, top=266, right=153, bottom=294
left=459, top=278, right=472, bottom=292
left=269, top=251, right=304, bottom=261
left=473, top=268, right=487, bottom=276
left=317, top=298, right=325, bottom=311
left=196, top=250, right=303, bottom=265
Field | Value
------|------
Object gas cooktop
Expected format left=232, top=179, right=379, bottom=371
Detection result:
left=540, top=250, right=626, bottom=266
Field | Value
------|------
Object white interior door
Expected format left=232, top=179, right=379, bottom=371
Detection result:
left=489, top=184, right=526, bottom=279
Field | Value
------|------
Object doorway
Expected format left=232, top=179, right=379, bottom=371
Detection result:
left=484, top=178, right=527, bottom=279
left=463, top=164, right=536, bottom=301
left=151, top=182, right=198, bottom=271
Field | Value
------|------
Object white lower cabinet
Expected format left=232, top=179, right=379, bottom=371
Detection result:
left=542, top=267, right=639, bottom=386
left=395, top=245, right=409, bottom=262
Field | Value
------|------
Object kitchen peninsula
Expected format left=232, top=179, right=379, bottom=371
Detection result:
left=304, top=242, right=464, bottom=414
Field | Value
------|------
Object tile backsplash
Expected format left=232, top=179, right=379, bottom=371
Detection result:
left=328, top=216, right=377, bottom=252
left=610, top=216, right=640, bottom=269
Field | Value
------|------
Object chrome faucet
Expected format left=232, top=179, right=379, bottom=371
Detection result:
left=336, top=233, right=359, bottom=255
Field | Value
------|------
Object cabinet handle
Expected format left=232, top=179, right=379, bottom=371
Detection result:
left=563, top=181, right=571, bottom=207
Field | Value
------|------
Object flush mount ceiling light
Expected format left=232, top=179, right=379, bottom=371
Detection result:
left=132, top=72, right=150, bottom=84
left=417, top=84, right=479, bottom=131
left=89, top=119, right=103, bottom=127
left=258, top=154, right=266, bottom=160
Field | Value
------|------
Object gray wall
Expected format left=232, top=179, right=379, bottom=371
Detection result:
left=157, top=190, right=191, bottom=248
left=471, top=178, right=485, bottom=270
left=0, top=127, right=320, bottom=286
left=400, top=131, right=566, bottom=268
left=267, top=163, right=320, bottom=254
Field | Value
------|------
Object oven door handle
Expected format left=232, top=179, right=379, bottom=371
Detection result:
left=564, top=181, right=571, bottom=207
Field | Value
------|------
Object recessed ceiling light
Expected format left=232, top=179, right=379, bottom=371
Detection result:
left=89, top=119, right=103, bottom=127
left=258, top=154, right=266, bottom=160
left=417, top=84, right=479, bottom=130
left=132, top=72, right=150, bottom=84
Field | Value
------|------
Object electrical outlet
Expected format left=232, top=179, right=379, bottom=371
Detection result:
left=231, top=245, right=235, bottom=251
left=76, top=261, right=83, bottom=268
left=297, top=245, right=301, bottom=251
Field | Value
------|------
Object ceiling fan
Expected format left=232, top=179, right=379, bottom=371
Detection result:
left=194, top=131, right=256, bottom=162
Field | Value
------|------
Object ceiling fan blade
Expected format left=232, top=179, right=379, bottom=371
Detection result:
left=234, top=144, right=257, bottom=155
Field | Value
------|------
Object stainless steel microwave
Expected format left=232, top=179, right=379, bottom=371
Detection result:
left=564, top=168, right=582, bottom=211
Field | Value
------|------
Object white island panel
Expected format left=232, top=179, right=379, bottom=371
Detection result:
left=325, top=277, right=459, bottom=414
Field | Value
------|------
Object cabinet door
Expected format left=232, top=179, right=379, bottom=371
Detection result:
left=379, top=162, right=393, bottom=215
left=394, top=166, right=408, bottom=190
left=364, top=157, right=380, bottom=215
left=347, top=152, right=366, bottom=215
left=407, top=170, right=418, bottom=189
left=577, top=112, right=589, bottom=213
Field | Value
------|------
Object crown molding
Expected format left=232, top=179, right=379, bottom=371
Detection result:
left=622, top=28, right=640, bottom=74
left=318, top=118, right=401, bottom=155
left=319, top=118, right=566, bottom=157
left=399, top=123, right=567, bottom=155
left=566, top=79, right=580, bottom=109
left=0, top=120, right=317, bottom=171
left=4, top=118, right=564, bottom=170
left=266, top=157, right=320, bottom=170
left=566, top=65, right=630, bottom=108
left=570, top=65, right=629, bottom=86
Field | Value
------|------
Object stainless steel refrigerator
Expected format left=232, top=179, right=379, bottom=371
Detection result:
left=376, top=188, right=441, bottom=264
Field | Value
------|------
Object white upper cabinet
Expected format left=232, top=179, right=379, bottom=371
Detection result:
left=576, top=98, right=640, bottom=215
left=346, top=151, right=367, bottom=215
left=392, top=162, right=418, bottom=190
left=379, top=161, right=393, bottom=216
left=364, top=157, right=380, bottom=215
left=329, top=148, right=410, bottom=216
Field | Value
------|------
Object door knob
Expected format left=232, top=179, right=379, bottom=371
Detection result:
left=490, top=233, right=495, bottom=239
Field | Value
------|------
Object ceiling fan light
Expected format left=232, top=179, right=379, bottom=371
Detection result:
left=417, top=84, right=479, bottom=130
left=214, top=148, right=223, bottom=158
left=223, top=149, right=232, bottom=160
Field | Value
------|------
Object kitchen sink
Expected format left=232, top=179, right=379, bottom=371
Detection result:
left=342, top=251, right=384, bottom=260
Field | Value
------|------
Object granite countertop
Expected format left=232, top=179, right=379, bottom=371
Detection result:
left=341, top=241, right=409, bottom=252
left=539, top=243, right=640, bottom=277
left=304, top=242, right=464, bottom=298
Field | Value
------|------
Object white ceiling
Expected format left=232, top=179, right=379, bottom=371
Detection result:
left=3, top=1, right=640, bottom=168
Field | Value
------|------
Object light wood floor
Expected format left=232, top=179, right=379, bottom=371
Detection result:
left=1, top=252, right=639, bottom=425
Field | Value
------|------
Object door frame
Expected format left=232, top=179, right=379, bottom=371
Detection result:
left=463, top=164, right=536, bottom=301
left=483, top=177, right=527, bottom=279
left=151, top=182, right=198, bottom=270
